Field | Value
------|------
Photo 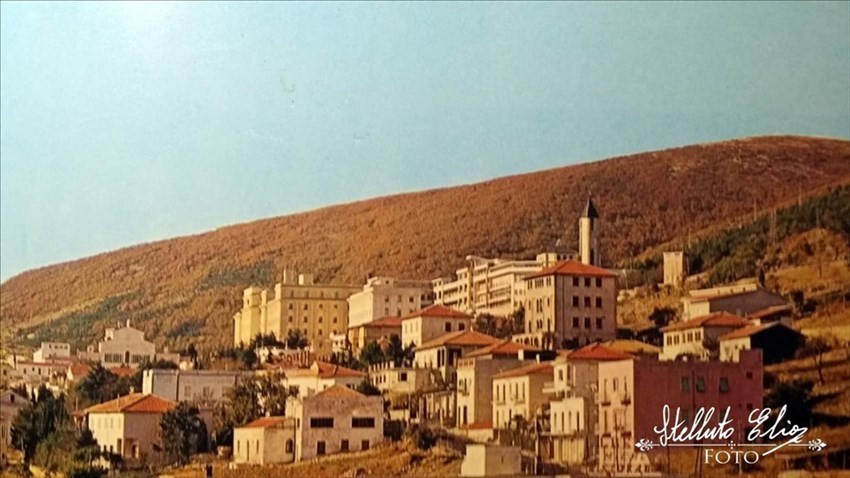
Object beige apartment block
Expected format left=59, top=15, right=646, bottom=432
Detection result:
left=347, top=276, right=434, bottom=329
left=432, top=251, right=575, bottom=318
left=413, top=330, right=500, bottom=385
left=233, top=270, right=360, bottom=355
left=460, top=444, right=522, bottom=477
left=491, top=361, right=553, bottom=429
left=517, top=260, right=618, bottom=349
left=659, top=312, right=749, bottom=361
left=233, top=416, right=296, bottom=465
left=455, top=340, right=541, bottom=431
left=348, top=316, right=402, bottom=355
left=85, top=393, right=178, bottom=464
left=401, top=305, right=473, bottom=348
left=286, top=385, right=384, bottom=461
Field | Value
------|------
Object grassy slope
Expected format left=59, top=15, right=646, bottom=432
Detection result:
left=2, top=135, right=850, bottom=352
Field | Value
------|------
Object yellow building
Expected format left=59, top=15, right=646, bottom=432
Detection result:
left=233, top=270, right=360, bottom=356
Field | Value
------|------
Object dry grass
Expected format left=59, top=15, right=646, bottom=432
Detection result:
left=2, top=135, right=849, bottom=351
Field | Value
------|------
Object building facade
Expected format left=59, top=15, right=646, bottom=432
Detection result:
left=79, top=321, right=179, bottom=368
left=233, top=270, right=360, bottom=355
left=516, top=260, right=618, bottom=349
left=348, top=316, right=402, bottom=355
left=347, top=276, right=434, bottom=329
left=401, top=305, right=473, bottom=348
left=491, top=361, right=554, bottom=429
left=32, top=342, right=71, bottom=362
left=233, top=416, right=296, bottom=465
left=141, top=369, right=251, bottom=404
left=659, top=312, right=749, bottom=361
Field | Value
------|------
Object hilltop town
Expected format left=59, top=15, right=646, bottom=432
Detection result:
left=2, top=190, right=848, bottom=478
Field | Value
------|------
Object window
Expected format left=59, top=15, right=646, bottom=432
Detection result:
left=596, top=278, right=602, bottom=287
left=696, top=376, right=706, bottom=392
left=352, top=417, right=375, bottom=428
left=719, top=377, right=730, bottom=393
left=595, top=298, right=602, bottom=308
left=572, top=317, right=579, bottom=328
left=572, top=296, right=579, bottom=307
left=459, top=323, right=465, bottom=331
left=595, top=318, right=603, bottom=329
left=310, top=417, right=334, bottom=428
left=317, top=441, right=326, bottom=455
left=445, top=322, right=451, bottom=332
left=361, top=440, right=370, bottom=451
left=400, top=372, right=408, bottom=381
left=341, top=439, right=349, bottom=451
left=584, top=318, right=591, bottom=329
left=584, top=278, right=591, bottom=287
left=318, top=317, right=323, bottom=323
left=573, top=277, right=579, bottom=287
left=746, top=371, right=753, bottom=379
left=285, top=439, right=294, bottom=453
left=584, top=297, right=591, bottom=307
left=680, top=377, right=690, bottom=392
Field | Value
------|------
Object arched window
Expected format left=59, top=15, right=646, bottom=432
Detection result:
left=285, top=439, right=294, bottom=453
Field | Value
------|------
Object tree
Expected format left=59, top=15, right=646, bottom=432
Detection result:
left=649, top=307, right=677, bottom=328
left=359, top=341, right=384, bottom=367
left=765, top=380, right=814, bottom=427
left=214, top=377, right=292, bottom=446
left=355, top=379, right=381, bottom=396
left=160, top=403, right=207, bottom=466
left=250, top=332, right=284, bottom=350
left=285, top=329, right=309, bottom=349
left=702, top=337, right=721, bottom=361
left=76, top=365, right=119, bottom=405
left=11, top=386, right=70, bottom=464
left=796, top=336, right=831, bottom=384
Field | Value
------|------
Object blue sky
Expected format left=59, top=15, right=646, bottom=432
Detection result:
left=1, top=2, right=849, bottom=281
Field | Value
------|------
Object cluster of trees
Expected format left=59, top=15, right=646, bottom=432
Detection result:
left=75, top=360, right=178, bottom=407
left=357, top=334, right=415, bottom=369
left=474, top=307, right=525, bottom=339
left=213, top=374, right=294, bottom=446
left=11, top=386, right=106, bottom=478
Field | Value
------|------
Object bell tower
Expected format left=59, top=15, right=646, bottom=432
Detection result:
left=578, top=196, right=600, bottom=266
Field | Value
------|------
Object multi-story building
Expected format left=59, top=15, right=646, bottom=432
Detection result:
left=286, top=385, right=384, bottom=461
left=413, top=330, right=500, bottom=385
left=283, top=360, right=365, bottom=398
left=141, top=369, right=252, bottom=405
left=347, top=277, right=434, bottom=329
left=432, top=252, right=574, bottom=318
left=32, top=342, right=72, bottom=362
left=456, top=340, right=542, bottom=432
left=401, top=305, right=473, bottom=348
left=516, top=260, right=618, bottom=349
left=491, top=360, right=554, bottom=429
left=659, top=312, right=749, bottom=361
left=595, top=350, right=763, bottom=474
left=233, top=270, right=360, bottom=355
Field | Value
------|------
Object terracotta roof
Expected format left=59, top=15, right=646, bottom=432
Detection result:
left=747, top=304, right=793, bottom=320
left=464, top=339, right=541, bottom=358
left=240, top=416, right=294, bottom=429
left=402, top=305, right=472, bottom=321
left=525, top=260, right=617, bottom=280
left=313, top=384, right=366, bottom=399
left=492, top=361, right=554, bottom=379
left=68, top=362, right=92, bottom=377
left=601, top=340, right=661, bottom=355
left=568, top=343, right=634, bottom=361
left=362, top=316, right=403, bottom=328
left=661, top=312, right=749, bottom=332
left=719, top=322, right=801, bottom=341
left=15, top=361, right=69, bottom=367
left=108, top=366, right=137, bottom=378
left=85, top=393, right=176, bottom=414
left=416, top=330, right=500, bottom=351
left=313, top=361, right=365, bottom=379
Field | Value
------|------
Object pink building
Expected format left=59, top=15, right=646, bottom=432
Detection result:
left=595, top=349, right=763, bottom=474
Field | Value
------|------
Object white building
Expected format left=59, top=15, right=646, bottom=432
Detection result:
left=347, top=276, right=434, bottom=329
left=233, top=416, right=296, bottom=465
left=401, top=305, right=473, bottom=348
left=659, top=312, right=749, bottom=361
left=283, top=361, right=366, bottom=398
left=491, top=361, right=553, bottom=429
left=142, top=369, right=251, bottom=404
left=32, top=342, right=71, bottom=362
left=80, top=320, right=179, bottom=368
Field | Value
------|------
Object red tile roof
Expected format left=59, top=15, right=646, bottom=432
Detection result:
left=718, top=322, right=801, bottom=341
left=492, top=361, right=554, bottom=379
left=68, top=362, right=92, bottom=377
left=416, top=330, right=500, bottom=351
left=402, top=305, right=472, bottom=320
left=464, top=339, right=541, bottom=358
left=314, top=361, right=366, bottom=379
left=661, top=312, right=749, bottom=332
left=240, top=416, right=294, bottom=429
left=525, top=260, right=617, bottom=280
left=313, top=384, right=366, bottom=399
left=85, top=393, right=176, bottom=414
left=363, top=316, right=403, bottom=328
left=747, top=304, right=793, bottom=320
left=568, top=343, right=634, bottom=361
left=108, top=366, right=137, bottom=378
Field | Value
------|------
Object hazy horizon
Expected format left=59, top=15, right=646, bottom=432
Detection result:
left=2, top=2, right=849, bottom=281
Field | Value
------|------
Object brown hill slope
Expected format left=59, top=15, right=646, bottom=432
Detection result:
left=2, top=135, right=850, bottom=351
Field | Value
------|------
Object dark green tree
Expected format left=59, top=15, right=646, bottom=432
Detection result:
left=765, top=380, right=814, bottom=427
left=355, top=379, right=381, bottom=396
left=285, top=329, right=309, bottom=349
left=359, top=341, right=384, bottom=367
left=160, top=403, right=207, bottom=466
left=11, top=386, right=70, bottom=464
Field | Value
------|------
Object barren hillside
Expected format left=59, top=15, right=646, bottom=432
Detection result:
left=2, top=135, right=849, bottom=351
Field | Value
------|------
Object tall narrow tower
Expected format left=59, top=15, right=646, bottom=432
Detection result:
left=578, top=196, right=600, bottom=266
